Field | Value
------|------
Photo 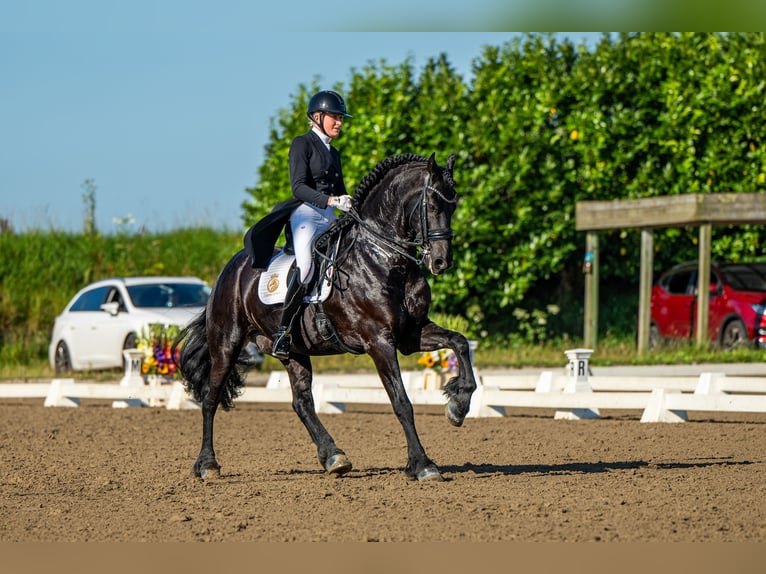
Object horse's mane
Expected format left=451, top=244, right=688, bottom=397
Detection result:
left=315, top=153, right=452, bottom=251
left=351, top=153, right=430, bottom=209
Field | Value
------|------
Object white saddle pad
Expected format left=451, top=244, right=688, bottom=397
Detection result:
left=257, top=251, right=332, bottom=305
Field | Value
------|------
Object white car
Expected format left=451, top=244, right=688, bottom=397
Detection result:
left=49, top=276, right=211, bottom=373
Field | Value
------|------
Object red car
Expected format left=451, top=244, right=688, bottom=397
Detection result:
left=650, top=262, right=766, bottom=350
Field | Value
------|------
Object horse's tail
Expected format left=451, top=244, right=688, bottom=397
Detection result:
left=174, top=308, right=243, bottom=410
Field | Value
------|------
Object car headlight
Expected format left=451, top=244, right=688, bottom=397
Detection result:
left=750, top=303, right=766, bottom=315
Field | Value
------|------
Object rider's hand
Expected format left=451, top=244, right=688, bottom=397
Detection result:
left=329, top=195, right=352, bottom=212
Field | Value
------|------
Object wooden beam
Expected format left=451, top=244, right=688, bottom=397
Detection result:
left=576, top=193, right=766, bottom=231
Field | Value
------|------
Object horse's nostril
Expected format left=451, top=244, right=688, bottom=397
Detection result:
left=433, top=258, right=451, bottom=272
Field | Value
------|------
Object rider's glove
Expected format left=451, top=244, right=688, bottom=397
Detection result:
left=330, top=195, right=353, bottom=212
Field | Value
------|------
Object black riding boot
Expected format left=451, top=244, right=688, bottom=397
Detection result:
left=272, top=270, right=307, bottom=359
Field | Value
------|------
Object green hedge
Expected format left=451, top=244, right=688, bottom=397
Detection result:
left=242, top=32, right=766, bottom=340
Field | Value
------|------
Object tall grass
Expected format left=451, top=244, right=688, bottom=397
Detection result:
left=0, top=228, right=242, bottom=366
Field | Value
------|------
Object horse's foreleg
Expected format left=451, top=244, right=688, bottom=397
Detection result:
left=412, top=324, right=478, bottom=427
left=285, top=354, right=352, bottom=475
left=368, top=344, right=442, bottom=481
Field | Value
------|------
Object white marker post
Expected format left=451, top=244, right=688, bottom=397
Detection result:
left=112, top=349, right=148, bottom=408
left=555, top=348, right=600, bottom=420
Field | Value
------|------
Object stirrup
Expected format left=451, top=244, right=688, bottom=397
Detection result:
left=272, top=329, right=291, bottom=359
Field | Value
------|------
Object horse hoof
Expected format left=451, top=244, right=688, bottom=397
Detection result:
left=416, top=467, right=444, bottom=482
left=446, top=402, right=465, bottom=427
left=196, top=464, right=221, bottom=480
left=325, top=454, right=352, bottom=476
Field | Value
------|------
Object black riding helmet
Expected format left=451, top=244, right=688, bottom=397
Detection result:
left=306, top=90, right=352, bottom=120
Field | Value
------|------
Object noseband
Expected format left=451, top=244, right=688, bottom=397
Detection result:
left=347, top=174, right=456, bottom=266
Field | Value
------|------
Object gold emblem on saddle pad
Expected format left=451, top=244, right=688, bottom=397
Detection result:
left=266, top=274, right=280, bottom=293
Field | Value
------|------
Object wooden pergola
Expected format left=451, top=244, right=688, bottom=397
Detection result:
left=575, top=193, right=766, bottom=353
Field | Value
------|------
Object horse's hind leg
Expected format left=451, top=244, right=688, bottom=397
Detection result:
left=194, top=326, right=247, bottom=479
left=284, top=354, right=352, bottom=475
left=193, top=358, right=233, bottom=478
left=195, top=395, right=221, bottom=478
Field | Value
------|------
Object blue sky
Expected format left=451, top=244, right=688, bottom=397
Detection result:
left=1, top=1, right=602, bottom=233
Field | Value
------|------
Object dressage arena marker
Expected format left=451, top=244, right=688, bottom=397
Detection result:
left=554, top=348, right=599, bottom=420
left=2, top=350, right=765, bottom=422
left=2, top=368, right=766, bottom=423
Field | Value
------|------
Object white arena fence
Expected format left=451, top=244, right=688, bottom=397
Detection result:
left=1, top=368, right=766, bottom=423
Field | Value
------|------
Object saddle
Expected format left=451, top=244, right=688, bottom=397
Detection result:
left=256, top=234, right=361, bottom=355
left=256, top=222, right=345, bottom=306
left=254, top=220, right=362, bottom=354
left=256, top=250, right=332, bottom=305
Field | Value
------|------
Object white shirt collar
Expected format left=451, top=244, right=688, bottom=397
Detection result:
left=311, top=126, right=332, bottom=149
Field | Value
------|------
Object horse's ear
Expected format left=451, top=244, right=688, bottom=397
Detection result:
left=427, top=152, right=436, bottom=174
left=447, top=153, right=455, bottom=174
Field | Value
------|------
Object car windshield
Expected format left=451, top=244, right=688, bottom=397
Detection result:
left=720, top=264, right=766, bottom=292
left=127, top=283, right=211, bottom=308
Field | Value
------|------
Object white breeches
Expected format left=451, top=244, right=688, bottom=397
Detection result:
left=290, top=202, right=336, bottom=284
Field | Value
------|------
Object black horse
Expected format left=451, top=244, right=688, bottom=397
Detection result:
left=176, top=153, right=477, bottom=481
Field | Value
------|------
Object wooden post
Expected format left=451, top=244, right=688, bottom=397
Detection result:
left=583, top=232, right=599, bottom=349
left=696, top=223, right=712, bottom=347
left=637, top=228, right=654, bottom=354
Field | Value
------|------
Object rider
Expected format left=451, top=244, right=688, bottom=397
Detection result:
left=270, top=90, right=353, bottom=359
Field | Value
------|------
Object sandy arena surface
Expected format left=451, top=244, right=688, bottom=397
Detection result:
left=1, top=384, right=765, bottom=543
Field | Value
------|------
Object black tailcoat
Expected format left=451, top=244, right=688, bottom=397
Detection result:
left=244, top=130, right=346, bottom=268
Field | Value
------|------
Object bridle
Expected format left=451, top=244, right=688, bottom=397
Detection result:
left=346, top=174, right=456, bottom=266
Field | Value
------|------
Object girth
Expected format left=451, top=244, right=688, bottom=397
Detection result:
left=308, top=302, right=364, bottom=355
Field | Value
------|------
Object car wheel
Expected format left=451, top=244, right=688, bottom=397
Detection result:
left=720, top=318, right=749, bottom=351
left=54, top=341, right=72, bottom=373
left=123, top=332, right=138, bottom=350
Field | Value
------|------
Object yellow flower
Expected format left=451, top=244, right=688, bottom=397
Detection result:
left=418, top=353, right=436, bottom=368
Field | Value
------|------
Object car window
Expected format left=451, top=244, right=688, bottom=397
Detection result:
left=69, top=286, right=111, bottom=311
left=127, top=283, right=211, bottom=308
left=662, top=269, right=694, bottom=295
left=720, top=265, right=766, bottom=292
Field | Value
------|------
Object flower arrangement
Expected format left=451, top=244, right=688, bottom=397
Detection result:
left=137, top=324, right=181, bottom=379
left=417, top=348, right=458, bottom=373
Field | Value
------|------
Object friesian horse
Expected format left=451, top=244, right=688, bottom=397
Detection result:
left=176, top=153, right=477, bottom=481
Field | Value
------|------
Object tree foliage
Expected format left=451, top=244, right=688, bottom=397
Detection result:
left=243, top=32, right=766, bottom=339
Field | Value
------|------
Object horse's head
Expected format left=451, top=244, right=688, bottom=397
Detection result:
left=348, top=153, right=458, bottom=275
left=418, top=153, right=458, bottom=275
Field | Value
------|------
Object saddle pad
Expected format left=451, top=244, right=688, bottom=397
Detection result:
left=257, top=251, right=332, bottom=305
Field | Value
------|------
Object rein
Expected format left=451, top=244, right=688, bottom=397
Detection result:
left=346, top=175, right=456, bottom=266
